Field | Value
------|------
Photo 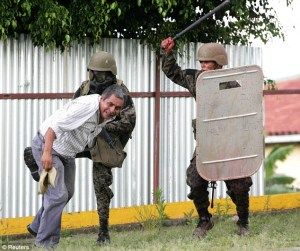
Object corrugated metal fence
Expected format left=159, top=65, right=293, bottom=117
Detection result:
left=0, top=35, right=263, bottom=219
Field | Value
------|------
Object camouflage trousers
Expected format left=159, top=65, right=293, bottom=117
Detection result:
left=93, top=162, right=114, bottom=233
left=186, top=149, right=252, bottom=224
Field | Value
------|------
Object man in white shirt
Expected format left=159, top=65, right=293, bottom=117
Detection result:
left=27, top=84, right=125, bottom=249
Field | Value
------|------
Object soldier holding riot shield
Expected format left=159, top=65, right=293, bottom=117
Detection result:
left=161, top=38, right=254, bottom=238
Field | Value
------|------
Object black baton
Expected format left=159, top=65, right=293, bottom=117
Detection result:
left=173, top=0, right=231, bottom=40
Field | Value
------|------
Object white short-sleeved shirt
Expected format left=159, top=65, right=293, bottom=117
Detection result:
left=39, top=94, right=111, bottom=157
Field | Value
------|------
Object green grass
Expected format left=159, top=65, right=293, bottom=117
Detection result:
left=2, top=209, right=300, bottom=250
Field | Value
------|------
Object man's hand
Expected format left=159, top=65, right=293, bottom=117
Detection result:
left=41, top=151, right=53, bottom=171
left=42, top=127, right=56, bottom=172
left=161, top=37, right=175, bottom=54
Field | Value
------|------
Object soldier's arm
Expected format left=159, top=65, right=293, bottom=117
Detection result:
left=161, top=52, right=197, bottom=96
left=73, top=80, right=89, bottom=99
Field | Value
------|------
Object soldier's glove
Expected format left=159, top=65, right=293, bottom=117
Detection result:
left=161, top=37, right=175, bottom=54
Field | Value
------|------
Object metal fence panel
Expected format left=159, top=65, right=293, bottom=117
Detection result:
left=0, top=36, right=263, bottom=219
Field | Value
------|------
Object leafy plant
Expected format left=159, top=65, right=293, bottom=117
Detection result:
left=135, top=205, right=158, bottom=229
left=263, top=195, right=271, bottom=211
left=0, top=0, right=295, bottom=50
left=264, top=145, right=297, bottom=194
left=183, top=209, right=195, bottom=225
left=135, top=188, right=169, bottom=229
left=153, top=188, right=169, bottom=225
left=214, top=198, right=233, bottom=217
left=264, top=78, right=277, bottom=90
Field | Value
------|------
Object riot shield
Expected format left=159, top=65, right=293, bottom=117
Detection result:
left=196, top=65, right=264, bottom=181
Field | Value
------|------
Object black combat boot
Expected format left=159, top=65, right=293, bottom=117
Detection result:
left=192, top=199, right=213, bottom=239
left=97, top=231, right=110, bottom=245
left=97, top=219, right=110, bottom=245
left=188, top=186, right=213, bottom=239
left=24, top=147, right=40, bottom=182
left=193, top=215, right=214, bottom=238
left=236, top=220, right=249, bottom=236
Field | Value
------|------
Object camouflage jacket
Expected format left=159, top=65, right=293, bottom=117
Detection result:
left=162, top=52, right=202, bottom=99
left=162, top=52, right=201, bottom=133
left=74, top=79, right=136, bottom=147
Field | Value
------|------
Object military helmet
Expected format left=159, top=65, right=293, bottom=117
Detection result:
left=88, top=51, right=117, bottom=75
left=196, top=43, right=228, bottom=66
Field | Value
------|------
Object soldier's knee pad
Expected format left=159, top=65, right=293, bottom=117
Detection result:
left=24, top=147, right=40, bottom=182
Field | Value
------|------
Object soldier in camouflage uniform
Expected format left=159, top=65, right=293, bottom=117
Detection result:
left=73, top=51, right=136, bottom=244
left=160, top=37, right=252, bottom=238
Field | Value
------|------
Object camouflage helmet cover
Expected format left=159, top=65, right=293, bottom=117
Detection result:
left=88, top=51, right=117, bottom=75
left=196, top=43, right=228, bottom=66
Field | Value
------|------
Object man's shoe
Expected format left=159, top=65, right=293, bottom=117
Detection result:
left=193, top=217, right=214, bottom=239
left=27, top=224, right=37, bottom=237
left=24, top=147, right=40, bottom=182
left=236, top=222, right=249, bottom=236
left=96, top=231, right=110, bottom=245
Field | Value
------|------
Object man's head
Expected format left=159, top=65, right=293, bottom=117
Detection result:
left=88, top=51, right=117, bottom=94
left=196, top=43, right=228, bottom=71
left=99, top=84, right=126, bottom=120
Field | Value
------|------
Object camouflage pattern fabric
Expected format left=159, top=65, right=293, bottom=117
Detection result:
left=93, top=162, right=113, bottom=232
left=162, top=52, right=201, bottom=99
left=74, top=79, right=136, bottom=234
left=162, top=51, right=252, bottom=223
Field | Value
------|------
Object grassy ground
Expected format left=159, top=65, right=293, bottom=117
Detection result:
left=1, top=209, right=299, bottom=250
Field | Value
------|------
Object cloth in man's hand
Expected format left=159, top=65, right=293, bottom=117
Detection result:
left=38, top=167, right=57, bottom=194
